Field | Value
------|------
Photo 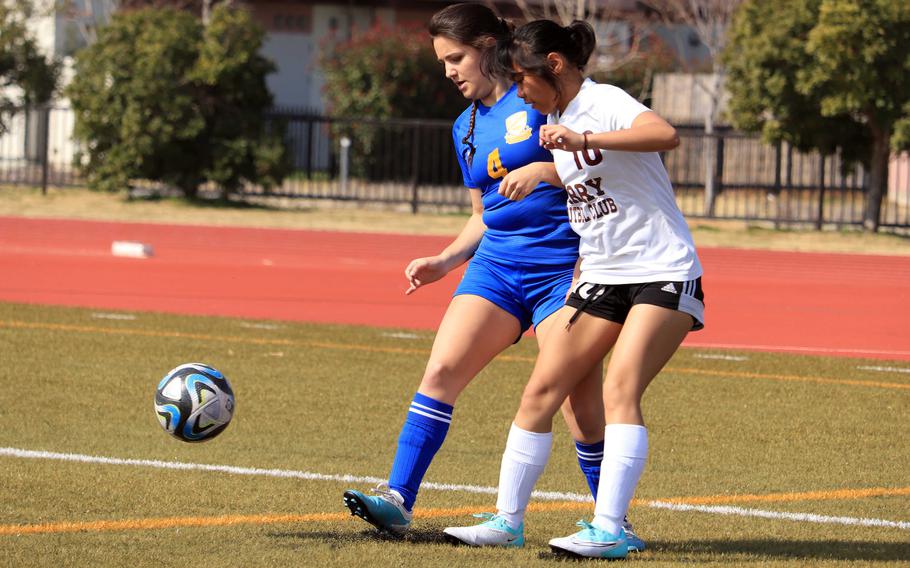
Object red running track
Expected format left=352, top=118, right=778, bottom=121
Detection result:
left=1, top=216, right=909, bottom=361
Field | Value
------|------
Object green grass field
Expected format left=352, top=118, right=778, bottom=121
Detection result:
left=1, top=301, right=908, bottom=567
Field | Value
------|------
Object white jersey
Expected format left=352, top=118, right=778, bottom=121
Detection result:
left=549, top=79, right=702, bottom=284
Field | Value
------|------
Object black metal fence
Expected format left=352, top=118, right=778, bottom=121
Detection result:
left=2, top=106, right=909, bottom=231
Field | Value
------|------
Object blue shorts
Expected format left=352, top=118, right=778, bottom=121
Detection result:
left=454, top=254, right=576, bottom=334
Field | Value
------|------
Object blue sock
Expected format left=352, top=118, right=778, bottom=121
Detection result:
left=576, top=439, right=604, bottom=499
left=388, top=393, right=453, bottom=511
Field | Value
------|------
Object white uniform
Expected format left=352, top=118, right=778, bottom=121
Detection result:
left=548, top=79, right=702, bottom=285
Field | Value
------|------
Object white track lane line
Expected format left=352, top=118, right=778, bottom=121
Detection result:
left=2, top=447, right=907, bottom=530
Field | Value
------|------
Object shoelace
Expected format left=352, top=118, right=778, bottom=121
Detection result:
left=371, top=482, right=400, bottom=503
left=471, top=512, right=500, bottom=522
left=575, top=519, right=597, bottom=532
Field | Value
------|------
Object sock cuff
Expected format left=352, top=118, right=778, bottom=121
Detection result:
left=575, top=439, right=605, bottom=463
left=505, top=423, right=553, bottom=466
left=604, top=424, right=648, bottom=459
left=410, top=392, right=453, bottom=424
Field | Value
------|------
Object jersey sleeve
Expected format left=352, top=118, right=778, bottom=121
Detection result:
left=452, top=123, right=477, bottom=189
left=598, top=85, right=651, bottom=132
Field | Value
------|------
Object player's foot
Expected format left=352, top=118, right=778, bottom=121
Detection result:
left=443, top=513, right=524, bottom=547
left=343, top=483, right=412, bottom=535
left=548, top=520, right=628, bottom=559
left=623, top=516, right=646, bottom=552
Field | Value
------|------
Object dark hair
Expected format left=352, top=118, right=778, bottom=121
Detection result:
left=429, top=3, right=512, bottom=166
left=428, top=2, right=512, bottom=49
left=492, top=19, right=596, bottom=93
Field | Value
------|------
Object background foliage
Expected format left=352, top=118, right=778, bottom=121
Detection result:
left=591, top=37, right=677, bottom=107
left=67, top=5, right=288, bottom=197
left=0, top=0, right=59, bottom=132
left=320, top=23, right=465, bottom=121
left=724, top=0, right=910, bottom=230
left=319, top=23, right=466, bottom=181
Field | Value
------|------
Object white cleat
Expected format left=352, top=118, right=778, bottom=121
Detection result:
left=549, top=520, right=628, bottom=559
left=443, top=513, right=524, bottom=548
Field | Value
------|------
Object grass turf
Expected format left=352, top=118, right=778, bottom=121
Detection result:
left=0, top=301, right=908, bottom=566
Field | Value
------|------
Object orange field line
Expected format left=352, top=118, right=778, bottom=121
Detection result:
left=3, top=486, right=907, bottom=536
left=0, top=320, right=429, bottom=356
left=3, top=320, right=909, bottom=390
left=0, top=504, right=584, bottom=536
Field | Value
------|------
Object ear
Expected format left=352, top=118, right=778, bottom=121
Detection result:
left=546, top=52, right=566, bottom=74
left=481, top=36, right=497, bottom=49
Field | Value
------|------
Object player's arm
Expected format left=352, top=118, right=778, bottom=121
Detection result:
left=498, top=162, right=562, bottom=201
left=405, top=189, right=485, bottom=295
left=540, top=111, right=679, bottom=153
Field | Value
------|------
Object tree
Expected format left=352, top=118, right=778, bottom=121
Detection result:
left=0, top=0, right=59, bottom=131
left=320, top=22, right=464, bottom=120
left=590, top=37, right=676, bottom=107
left=67, top=4, right=287, bottom=197
left=724, top=0, right=910, bottom=231
left=319, top=22, right=465, bottom=181
left=645, top=0, right=745, bottom=216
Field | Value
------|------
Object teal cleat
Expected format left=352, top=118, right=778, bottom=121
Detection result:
left=343, top=483, right=412, bottom=535
left=443, top=513, right=525, bottom=548
left=548, top=520, right=628, bottom=559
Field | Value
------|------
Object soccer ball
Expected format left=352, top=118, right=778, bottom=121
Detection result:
left=154, top=363, right=235, bottom=442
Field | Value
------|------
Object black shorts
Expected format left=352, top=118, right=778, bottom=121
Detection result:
left=566, top=277, right=705, bottom=331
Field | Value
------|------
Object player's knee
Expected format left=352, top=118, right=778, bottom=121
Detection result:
left=519, top=381, right=562, bottom=417
left=602, top=386, right=639, bottom=416
left=418, top=361, right=467, bottom=399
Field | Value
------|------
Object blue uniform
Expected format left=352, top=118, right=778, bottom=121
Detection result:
left=452, top=85, right=579, bottom=332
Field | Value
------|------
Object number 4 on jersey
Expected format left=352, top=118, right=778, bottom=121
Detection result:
left=487, top=148, right=508, bottom=179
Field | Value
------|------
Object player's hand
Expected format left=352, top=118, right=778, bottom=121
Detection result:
left=498, top=164, right=542, bottom=201
left=404, top=256, right=448, bottom=295
left=540, top=124, right=584, bottom=151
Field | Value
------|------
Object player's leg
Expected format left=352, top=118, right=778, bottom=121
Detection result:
left=345, top=293, right=522, bottom=534
left=444, top=305, right=621, bottom=546
left=534, top=306, right=605, bottom=499
left=541, top=307, right=651, bottom=552
left=506, top=306, right=620, bottom=519
left=549, top=303, right=693, bottom=559
left=530, top=266, right=607, bottom=497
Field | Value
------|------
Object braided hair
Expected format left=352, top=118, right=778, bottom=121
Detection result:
left=429, top=3, right=512, bottom=166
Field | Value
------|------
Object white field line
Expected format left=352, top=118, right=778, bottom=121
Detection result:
left=3, top=447, right=908, bottom=530
left=381, top=332, right=422, bottom=340
left=238, top=322, right=282, bottom=330
left=683, top=341, right=910, bottom=358
left=694, top=353, right=749, bottom=361
left=90, top=312, right=137, bottom=321
left=857, top=365, right=910, bottom=374
left=648, top=501, right=910, bottom=530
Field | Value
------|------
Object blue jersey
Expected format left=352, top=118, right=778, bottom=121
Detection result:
left=453, top=85, right=579, bottom=265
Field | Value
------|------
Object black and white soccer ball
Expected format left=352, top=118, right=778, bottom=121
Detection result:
left=154, top=363, right=235, bottom=442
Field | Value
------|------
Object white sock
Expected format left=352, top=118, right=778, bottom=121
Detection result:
left=592, top=424, right=648, bottom=535
left=495, top=423, right=553, bottom=530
